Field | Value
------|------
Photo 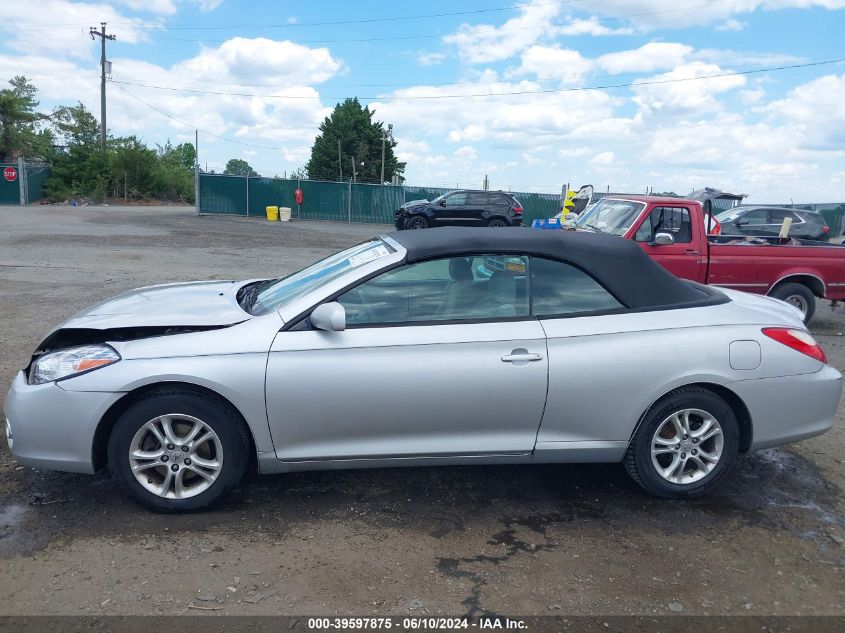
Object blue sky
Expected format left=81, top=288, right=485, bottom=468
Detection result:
left=2, top=0, right=845, bottom=200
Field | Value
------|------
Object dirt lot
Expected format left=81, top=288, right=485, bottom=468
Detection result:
left=0, top=204, right=844, bottom=616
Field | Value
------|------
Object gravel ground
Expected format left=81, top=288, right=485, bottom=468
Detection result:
left=0, top=204, right=843, bottom=616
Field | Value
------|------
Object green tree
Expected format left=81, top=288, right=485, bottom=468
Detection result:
left=306, top=98, right=404, bottom=183
left=151, top=140, right=195, bottom=202
left=176, top=142, right=197, bottom=169
left=44, top=103, right=108, bottom=201
left=0, top=76, right=54, bottom=161
left=109, top=135, right=158, bottom=199
left=224, top=158, right=259, bottom=177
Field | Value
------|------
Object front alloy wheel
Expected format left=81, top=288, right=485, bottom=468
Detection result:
left=109, top=388, right=250, bottom=512
left=128, top=414, right=224, bottom=500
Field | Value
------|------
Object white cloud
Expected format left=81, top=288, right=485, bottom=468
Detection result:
left=117, top=0, right=176, bottom=13
left=568, top=1, right=845, bottom=31
left=556, top=18, right=634, bottom=36
left=597, top=42, right=693, bottom=74
left=193, top=0, right=225, bottom=10
left=589, top=151, right=615, bottom=166
left=715, top=18, right=748, bottom=31
left=0, top=1, right=160, bottom=59
left=632, top=62, right=747, bottom=115
left=508, top=46, right=593, bottom=84
left=443, top=0, right=563, bottom=64
left=454, top=146, right=478, bottom=160
left=171, top=37, right=343, bottom=85
left=417, top=52, right=446, bottom=67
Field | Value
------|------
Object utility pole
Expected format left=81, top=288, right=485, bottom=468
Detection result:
left=90, top=22, right=116, bottom=152
left=380, top=123, right=393, bottom=184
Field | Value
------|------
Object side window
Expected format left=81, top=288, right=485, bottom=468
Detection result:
left=635, top=206, right=692, bottom=243
left=767, top=209, right=789, bottom=223
left=335, top=255, right=528, bottom=326
left=466, top=192, right=487, bottom=206
left=443, top=193, right=467, bottom=207
left=740, top=209, right=767, bottom=224
left=530, top=258, right=623, bottom=316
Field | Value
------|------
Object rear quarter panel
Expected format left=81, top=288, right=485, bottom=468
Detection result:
left=537, top=303, right=824, bottom=447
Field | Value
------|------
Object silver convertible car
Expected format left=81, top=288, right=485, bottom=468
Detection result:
left=4, top=228, right=842, bottom=512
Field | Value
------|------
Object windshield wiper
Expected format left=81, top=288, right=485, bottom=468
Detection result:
left=580, top=222, right=604, bottom=233
left=238, top=279, right=277, bottom=313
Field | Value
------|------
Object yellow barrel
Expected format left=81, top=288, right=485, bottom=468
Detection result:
left=265, top=205, right=279, bottom=221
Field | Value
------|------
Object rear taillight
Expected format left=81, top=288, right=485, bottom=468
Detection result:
left=823, top=225, right=830, bottom=234
left=513, top=206, right=523, bottom=214
left=762, top=327, right=827, bottom=364
left=711, top=219, right=721, bottom=235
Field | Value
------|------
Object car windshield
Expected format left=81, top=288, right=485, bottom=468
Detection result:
left=431, top=194, right=447, bottom=204
left=249, top=240, right=392, bottom=315
left=574, top=198, right=646, bottom=236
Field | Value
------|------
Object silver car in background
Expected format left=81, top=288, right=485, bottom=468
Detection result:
left=4, top=228, right=842, bottom=512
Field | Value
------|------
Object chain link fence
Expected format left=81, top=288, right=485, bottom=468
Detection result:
left=198, top=174, right=561, bottom=225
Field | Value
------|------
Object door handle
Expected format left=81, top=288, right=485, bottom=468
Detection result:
left=684, top=249, right=700, bottom=255
left=501, top=352, right=543, bottom=363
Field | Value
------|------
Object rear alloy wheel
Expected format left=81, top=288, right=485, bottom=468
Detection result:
left=408, top=215, right=429, bottom=229
left=770, top=282, right=815, bottom=323
left=108, top=389, right=250, bottom=512
left=625, top=387, right=739, bottom=499
left=487, top=218, right=508, bottom=227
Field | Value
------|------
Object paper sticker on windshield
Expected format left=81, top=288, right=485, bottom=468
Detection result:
left=349, top=244, right=390, bottom=267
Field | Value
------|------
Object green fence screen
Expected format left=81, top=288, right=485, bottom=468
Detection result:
left=199, top=174, right=561, bottom=225
left=0, top=163, right=19, bottom=204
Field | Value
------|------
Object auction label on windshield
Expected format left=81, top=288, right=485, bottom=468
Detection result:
left=349, top=244, right=391, bottom=267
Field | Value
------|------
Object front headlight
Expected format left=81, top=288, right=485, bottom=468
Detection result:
left=29, top=344, right=120, bottom=385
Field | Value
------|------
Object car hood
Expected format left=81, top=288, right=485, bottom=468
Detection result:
left=55, top=280, right=250, bottom=332
left=400, top=199, right=429, bottom=210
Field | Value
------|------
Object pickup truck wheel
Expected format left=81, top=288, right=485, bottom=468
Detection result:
left=770, top=282, right=815, bottom=323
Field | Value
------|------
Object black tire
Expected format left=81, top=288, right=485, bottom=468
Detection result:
left=407, top=215, right=429, bottom=229
left=624, top=386, right=739, bottom=499
left=107, top=388, right=251, bottom=513
left=487, top=218, right=508, bottom=227
left=769, top=282, right=815, bottom=323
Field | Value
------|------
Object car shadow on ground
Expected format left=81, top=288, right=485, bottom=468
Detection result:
left=0, top=447, right=842, bottom=559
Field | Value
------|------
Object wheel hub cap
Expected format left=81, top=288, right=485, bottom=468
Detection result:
left=650, top=408, right=724, bottom=485
left=128, top=414, right=224, bottom=500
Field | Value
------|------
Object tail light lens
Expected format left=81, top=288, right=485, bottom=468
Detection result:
left=823, top=225, right=830, bottom=234
left=762, top=327, right=827, bottom=364
left=711, top=219, right=721, bottom=235
left=513, top=206, right=523, bottom=214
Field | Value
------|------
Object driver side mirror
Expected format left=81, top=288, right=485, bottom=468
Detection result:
left=653, top=232, right=675, bottom=246
left=310, top=302, right=346, bottom=331
left=438, top=199, right=446, bottom=207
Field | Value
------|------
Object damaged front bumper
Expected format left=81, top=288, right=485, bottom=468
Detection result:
left=3, top=370, right=123, bottom=473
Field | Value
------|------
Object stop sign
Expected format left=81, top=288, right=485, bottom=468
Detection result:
left=3, top=167, right=16, bottom=182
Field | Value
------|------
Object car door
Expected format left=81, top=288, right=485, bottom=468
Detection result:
left=733, top=208, right=768, bottom=235
left=767, top=208, right=805, bottom=238
left=632, top=205, right=705, bottom=282
left=466, top=192, right=491, bottom=224
left=434, top=192, right=469, bottom=226
left=265, top=254, right=548, bottom=462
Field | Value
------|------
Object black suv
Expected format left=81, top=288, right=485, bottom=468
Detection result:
left=715, top=206, right=830, bottom=241
left=395, top=190, right=524, bottom=230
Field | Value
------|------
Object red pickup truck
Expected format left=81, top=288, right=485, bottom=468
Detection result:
left=571, top=195, right=845, bottom=322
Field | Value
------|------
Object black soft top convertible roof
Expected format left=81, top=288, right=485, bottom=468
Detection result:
left=385, top=227, right=720, bottom=310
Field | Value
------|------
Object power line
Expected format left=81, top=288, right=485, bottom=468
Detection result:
left=109, top=57, right=845, bottom=102
left=11, top=1, right=581, bottom=32
left=114, top=83, right=314, bottom=151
